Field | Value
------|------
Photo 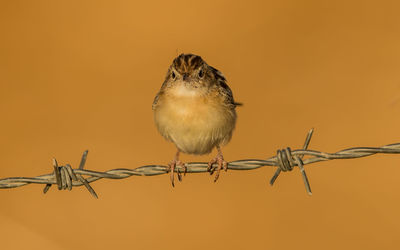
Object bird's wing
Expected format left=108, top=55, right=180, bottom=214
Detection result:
left=152, top=92, right=160, bottom=110
left=210, top=66, right=242, bottom=107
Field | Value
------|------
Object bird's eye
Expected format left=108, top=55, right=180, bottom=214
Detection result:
left=198, top=69, right=204, bottom=78
left=171, top=71, right=176, bottom=79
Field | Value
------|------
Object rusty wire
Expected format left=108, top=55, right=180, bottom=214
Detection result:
left=1, top=128, right=400, bottom=198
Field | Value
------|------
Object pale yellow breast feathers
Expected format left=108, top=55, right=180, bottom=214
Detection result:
left=154, top=82, right=236, bottom=155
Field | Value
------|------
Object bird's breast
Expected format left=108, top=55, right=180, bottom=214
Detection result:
left=153, top=87, right=236, bottom=155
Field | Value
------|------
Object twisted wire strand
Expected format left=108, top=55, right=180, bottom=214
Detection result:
left=1, top=129, right=400, bottom=198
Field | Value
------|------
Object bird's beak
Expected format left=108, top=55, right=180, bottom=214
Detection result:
left=183, top=73, right=189, bottom=81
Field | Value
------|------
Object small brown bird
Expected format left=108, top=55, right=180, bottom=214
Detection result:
left=152, top=53, right=240, bottom=186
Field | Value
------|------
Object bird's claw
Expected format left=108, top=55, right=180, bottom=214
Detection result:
left=207, top=155, right=228, bottom=182
left=167, top=160, right=186, bottom=187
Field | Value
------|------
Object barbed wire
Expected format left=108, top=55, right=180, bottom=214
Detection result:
left=1, top=128, right=400, bottom=198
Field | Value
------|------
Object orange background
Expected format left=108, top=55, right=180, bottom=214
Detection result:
left=1, top=1, right=400, bottom=249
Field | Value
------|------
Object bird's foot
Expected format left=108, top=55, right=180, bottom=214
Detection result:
left=166, top=159, right=186, bottom=187
left=207, top=150, right=228, bottom=182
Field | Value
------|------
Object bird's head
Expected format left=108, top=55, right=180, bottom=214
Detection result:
left=166, top=54, right=210, bottom=87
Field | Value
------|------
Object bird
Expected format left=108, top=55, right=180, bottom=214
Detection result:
left=152, top=53, right=241, bottom=186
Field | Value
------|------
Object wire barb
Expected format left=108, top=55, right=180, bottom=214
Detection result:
left=42, top=151, right=98, bottom=198
left=2, top=128, right=400, bottom=198
left=270, top=129, right=314, bottom=195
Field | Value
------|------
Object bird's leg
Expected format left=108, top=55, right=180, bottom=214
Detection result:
left=207, top=146, right=228, bottom=182
left=166, top=150, right=186, bottom=187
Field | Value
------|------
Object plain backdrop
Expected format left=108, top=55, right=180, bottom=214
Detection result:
left=1, top=0, right=400, bottom=249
